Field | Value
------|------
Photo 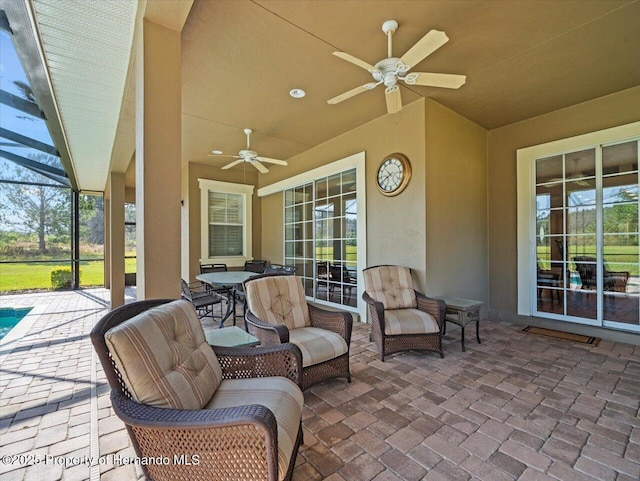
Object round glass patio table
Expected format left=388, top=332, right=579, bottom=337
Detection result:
left=196, top=271, right=257, bottom=328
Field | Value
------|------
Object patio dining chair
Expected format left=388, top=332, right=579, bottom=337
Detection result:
left=265, top=264, right=297, bottom=275
left=90, top=299, right=304, bottom=481
left=362, top=265, right=445, bottom=361
left=180, top=278, right=223, bottom=320
left=244, top=259, right=268, bottom=273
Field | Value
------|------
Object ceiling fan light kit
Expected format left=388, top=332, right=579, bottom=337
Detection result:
left=328, top=19, right=466, bottom=114
left=208, top=128, right=288, bottom=173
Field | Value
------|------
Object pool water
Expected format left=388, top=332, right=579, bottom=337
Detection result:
left=0, top=307, right=32, bottom=340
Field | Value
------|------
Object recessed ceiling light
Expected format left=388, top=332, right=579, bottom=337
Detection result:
left=289, top=88, right=306, bottom=98
left=211, top=150, right=223, bottom=155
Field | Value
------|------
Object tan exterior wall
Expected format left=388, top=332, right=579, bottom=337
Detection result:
left=259, top=99, right=488, bottom=300
left=425, top=100, right=488, bottom=303
left=182, top=162, right=260, bottom=282
left=487, top=86, right=640, bottom=316
left=260, top=100, right=426, bottom=288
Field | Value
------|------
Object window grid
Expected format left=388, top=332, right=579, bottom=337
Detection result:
left=284, top=169, right=357, bottom=307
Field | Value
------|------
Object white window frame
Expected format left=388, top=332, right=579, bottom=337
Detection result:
left=199, top=179, right=253, bottom=268
left=258, top=152, right=367, bottom=320
left=516, top=122, right=640, bottom=327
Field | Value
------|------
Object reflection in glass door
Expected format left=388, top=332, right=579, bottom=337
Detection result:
left=534, top=140, right=639, bottom=331
left=284, top=169, right=358, bottom=309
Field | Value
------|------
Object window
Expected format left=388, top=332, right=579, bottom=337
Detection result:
left=257, top=151, right=366, bottom=317
left=199, top=179, right=253, bottom=267
left=284, top=170, right=358, bottom=309
left=517, top=123, right=639, bottom=333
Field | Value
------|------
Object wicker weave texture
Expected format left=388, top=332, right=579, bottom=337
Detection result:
left=244, top=274, right=353, bottom=391
left=91, top=299, right=304, bottom=481
left=362, top=267, right=445, bottom=362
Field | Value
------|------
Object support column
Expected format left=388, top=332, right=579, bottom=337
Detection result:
left=109, top=172, right=125, bottom=308
left=104, top=197, right=111, bottom=288
left=135, top=18, right=181, bottom=300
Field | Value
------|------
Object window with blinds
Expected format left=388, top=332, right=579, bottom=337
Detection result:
left=208, top=192, right=243, bottom=256
left=199, top=179, right=253, bottom=267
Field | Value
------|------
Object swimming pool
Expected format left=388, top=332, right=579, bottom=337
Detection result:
left=0, top=307, right=33, bottom=340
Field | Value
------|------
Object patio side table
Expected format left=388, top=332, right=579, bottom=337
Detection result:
left=205, top=326, right=260, bottom=348
left=442, top=298, right=483, bottom=352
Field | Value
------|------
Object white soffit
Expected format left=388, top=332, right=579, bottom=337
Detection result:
left=31, top=0, right=137, bottom=192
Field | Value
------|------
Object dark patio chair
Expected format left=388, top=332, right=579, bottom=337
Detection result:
left=90, top=299, right=304, bottom=481
left=265, top=264, right=297, bottom=275
left=573, top=256, right=629, bottom=292
left=244, top=260, right=267, bottom=273
left=180, top=278, right=223, bottom=320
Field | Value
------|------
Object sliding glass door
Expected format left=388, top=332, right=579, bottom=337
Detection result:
left=284, top=169, right=358, bottom=309
left=534, top=140, right=639, bottom=331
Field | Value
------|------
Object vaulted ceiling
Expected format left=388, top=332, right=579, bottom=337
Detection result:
left=16, top=0, right=640, bottom=191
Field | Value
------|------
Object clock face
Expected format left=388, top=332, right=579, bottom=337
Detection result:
left=377, top=154, right=411, bottom=196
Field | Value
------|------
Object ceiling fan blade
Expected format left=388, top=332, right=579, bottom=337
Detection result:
left=251, top=160, right=269, bottom=173
left=332, top=51, right=376, bottom=72
left=403, top=72, right=466, bottom=89
left=385, top=86, right=402, bottom=114
left=221, top=159, right=244, bottom=170
left=208, top=154, right=240, bottom=158
left=328, top=82, right=378, bottom=105
left=257, top=156, right=288, bottom=166
left=400, top=30, right=449, bottom=68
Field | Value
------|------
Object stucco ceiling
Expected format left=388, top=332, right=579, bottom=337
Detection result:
left=181, top=0, right=640, bottom=172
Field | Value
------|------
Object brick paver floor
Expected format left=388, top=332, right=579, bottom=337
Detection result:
left=1, top=289, right=639, bottom=480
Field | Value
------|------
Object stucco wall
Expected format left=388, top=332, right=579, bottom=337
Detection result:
left=259, top=100, right=428, bottom=289
left=259, top=98, right=488, bottom=303
left=487, top=86, right=640, bottom=317
left=425, top=100, right=488, bottom=304
left=181, top=162, right=259, bottom=282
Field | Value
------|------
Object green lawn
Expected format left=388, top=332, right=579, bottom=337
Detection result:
left=0, top=258, right=136, bottom=292
left=537, top=245, right=639, bottom=275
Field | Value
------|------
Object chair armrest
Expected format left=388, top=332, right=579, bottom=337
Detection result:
left=110, top=390, right=279, bottom=478
left=214, top=343, right=303, bottom=387
left=415, top=292, right=446, bottom=329
left=308, top=304, right=353, bottom=345
left=245, top=310, right=290, bottom=344
left=362, top=291, right=385, bottom=333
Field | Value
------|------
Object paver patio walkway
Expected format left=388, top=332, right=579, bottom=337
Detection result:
left=0, top=288, right=639, bottom=481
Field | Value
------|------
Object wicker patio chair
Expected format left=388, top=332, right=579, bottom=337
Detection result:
left=362, top=265, right=445, bottom=361
left=244, top=274, right=352, bottom=390
left=573, top=256, right=629, bottom=292
left=90, top=299, right=304, bottom=481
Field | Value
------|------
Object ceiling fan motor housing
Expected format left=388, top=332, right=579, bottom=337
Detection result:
left=240, top=149, right=258, bottom=159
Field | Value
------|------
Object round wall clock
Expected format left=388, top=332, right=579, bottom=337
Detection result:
left=376, top=153, right=412, bottom=196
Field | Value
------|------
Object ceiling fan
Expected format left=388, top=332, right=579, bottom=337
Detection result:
left=208, top=128, right=288, bottom=173
left=328, top=20, right=466, bottom=114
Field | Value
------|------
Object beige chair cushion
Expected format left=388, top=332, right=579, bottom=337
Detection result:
left=288, top=327, right=349, bottom=368
left=206, top=377, right=303, bottom=481
left=245, top=276, right=310, bottom=330
left=384, top=308, right=440, bottom=336
left=363, top=266, right=417, bottom=309
left=105, top=300, right=222, bottom=410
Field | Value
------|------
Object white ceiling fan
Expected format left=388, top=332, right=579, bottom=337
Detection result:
left=328, top=20, right=466, bottom=114
left=209, top=128, right=288, bottom=173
